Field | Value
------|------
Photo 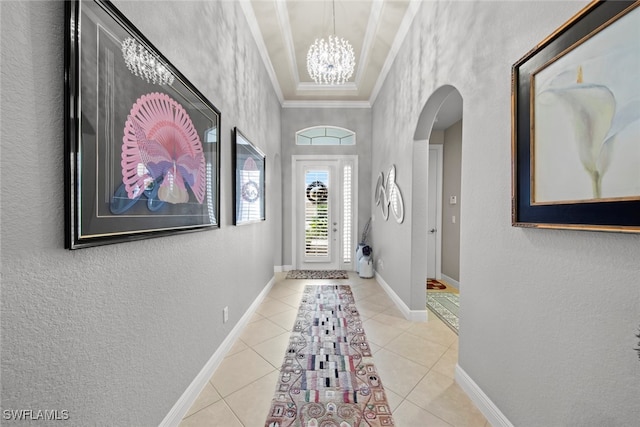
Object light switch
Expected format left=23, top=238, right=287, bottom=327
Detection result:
left=452, top=215, right=456, bottom=224
left=449, top=196, right=457, bottom=205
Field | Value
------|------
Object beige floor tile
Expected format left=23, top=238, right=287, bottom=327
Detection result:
left=431, top=347, right=458, bottom=379
left=238, top=318, right=287, bottom=346
left=247, top=312, right=264, bottom=324
left=279, top=279, right=309, bottom=291
left=179, top=400, right=242, bottom=427
left=382, top=305, right=407, bottom=318
left=360, top=293, right=396, bottom=310
left=392, top=400, right=453, bottom=427
left=225, top=371, right=279, bottom=427
left=210, top=348, right=274, bottom=397
left=252, top=332, right=290, bottom=368
left=372, top=311, right=414, bottom=331
left=351, top=284, right=387, bottom=300
left=225, top=339, right=248, bottom=358
left=256, top=297, right=293, bottom=317
left=406, top=370, right=487, bottom=427
left=267, top=285, right=299, bottom=300
left=392, top=332, right=448, bottom=368
left=274, top=291, right=304, bottom=308
left=353, top=281, right=386, bottom=292
left=368, top=340, right=383, bottom=355
left=372, top=348, right=429, bottom=397
left=363, top=318, right=405, bottom=347
left=386, top=332, right=449, bottom=368
left=405, top=317, right=457, bottom=348
left=384, top=388, right=404, bottom=412
left=267, top=308, right=299, bottom=331
left=184, top=382, right=222, bottom=418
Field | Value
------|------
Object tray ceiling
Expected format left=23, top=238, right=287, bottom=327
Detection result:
left=241, top=0, right=421, bottom=107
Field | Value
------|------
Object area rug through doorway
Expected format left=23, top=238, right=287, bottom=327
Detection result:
left=286, top=270, right=349, bottom=280
left=427, top=278, right=447, bottom=290
left=427, top=292, right=459, bottom=334
left=264, top=284, right=394, bottom=426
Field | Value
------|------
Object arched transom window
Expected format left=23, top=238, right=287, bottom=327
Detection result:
left=296, top=126, right=356, bottom=146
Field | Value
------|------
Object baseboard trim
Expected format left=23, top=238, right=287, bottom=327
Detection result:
left=375, top=271, right=427, bottom=322
left=441, top=273, right=460, bottom=289
left=160, top=276, right=276, bottom=427
left=455, top=364, right=513, bottom=427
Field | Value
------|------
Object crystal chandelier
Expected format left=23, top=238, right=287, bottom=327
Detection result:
left=306, top=0, right=355, bottom=85
left=121, top=37, right=175, bottom=86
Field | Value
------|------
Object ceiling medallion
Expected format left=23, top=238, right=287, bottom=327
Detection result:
left=306, top=0, right=355, bottom=85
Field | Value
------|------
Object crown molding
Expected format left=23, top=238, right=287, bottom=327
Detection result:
left=369, top=0, right=422, bottom=106
left=282, top=100, right=371, bottom=109
left=238, top=0, right=284, bottom=105
left=275, top=0, right=301, bottom=84
left=355, top=0, right=384, bottom=82
left=296, top=82, right=359, bottom=92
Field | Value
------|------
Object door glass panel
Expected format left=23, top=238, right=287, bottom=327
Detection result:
left=342, top=164, right=352, bottom=264
left=305, top=170, right=330, bottom=260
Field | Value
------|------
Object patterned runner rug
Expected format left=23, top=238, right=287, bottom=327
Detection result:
left=286, top=270, right=349, bottom=280
left=265, top=284, right=394, bottom=426
left=427, top=292, right=459, bottom=334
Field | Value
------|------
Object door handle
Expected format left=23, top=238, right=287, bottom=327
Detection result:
left=429, top=228, right=437, bottom=233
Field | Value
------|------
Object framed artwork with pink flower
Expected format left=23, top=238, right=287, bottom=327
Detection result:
left=512, top=0, right=640, bottom=233
left=233, top=128, right=266, bottom=226
left=64, top=0, right=221, bottom=248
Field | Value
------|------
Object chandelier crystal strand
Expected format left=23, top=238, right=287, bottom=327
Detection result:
left=306, top=35, right=355, bottom=85
left=121, top=37, right=175, bottom=86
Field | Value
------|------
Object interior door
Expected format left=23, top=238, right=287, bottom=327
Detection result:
left=427, top=146, right=442, bottom=279
left=297, top=161, right=339, bottom=270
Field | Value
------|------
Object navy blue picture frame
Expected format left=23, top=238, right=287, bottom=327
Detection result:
left=511, top=0, right=640, bottom=233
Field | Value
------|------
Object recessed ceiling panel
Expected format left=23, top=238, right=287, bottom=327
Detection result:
left=245, top=0, right=419, bottom=105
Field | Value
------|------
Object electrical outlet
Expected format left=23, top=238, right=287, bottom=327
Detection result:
left=223, top=306, right=229, bottom=323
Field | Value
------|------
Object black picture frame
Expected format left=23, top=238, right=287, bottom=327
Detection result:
left=65, top=0, right=221, bottom=249
left=512, top=0, right=640, bottom=233
left=233, top=128, right=266, bottom=225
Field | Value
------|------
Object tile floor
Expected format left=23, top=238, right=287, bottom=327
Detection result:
left=179, top=273, right=488, bottom=427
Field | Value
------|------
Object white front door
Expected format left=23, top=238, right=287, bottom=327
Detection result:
left=293, top=156, right=357, bottom=271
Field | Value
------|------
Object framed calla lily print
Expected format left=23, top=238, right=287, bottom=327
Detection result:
left=512, top=0, right=640, bottom=233
left=64, top=0, right=221, bottom=249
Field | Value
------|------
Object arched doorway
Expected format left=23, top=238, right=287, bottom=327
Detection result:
left=410, top=85, right=463, bottom=331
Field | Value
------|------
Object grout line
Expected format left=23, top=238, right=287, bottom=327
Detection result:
left=180, top=399, right=218, bottom=422
left=218, top=399, right=245, bottom=427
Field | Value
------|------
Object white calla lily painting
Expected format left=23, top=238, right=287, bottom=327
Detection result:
left=533, top=4, right=640, bottom=205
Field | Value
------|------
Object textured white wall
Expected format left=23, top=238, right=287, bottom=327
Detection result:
left=0, top=1, right=281, bottom=425
left=371, top=0, right=640, bottom=425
